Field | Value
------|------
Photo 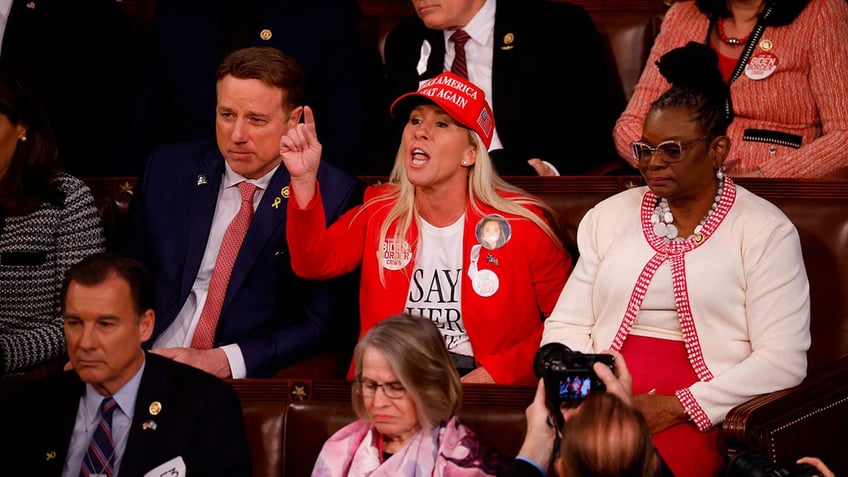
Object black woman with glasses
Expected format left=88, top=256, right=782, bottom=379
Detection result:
left=312, top=313, right=505, bottom=476
left=542, top=42, right=810, bottom=477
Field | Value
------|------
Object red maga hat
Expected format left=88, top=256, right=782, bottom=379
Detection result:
left=390, top=72, right=495, bottom=149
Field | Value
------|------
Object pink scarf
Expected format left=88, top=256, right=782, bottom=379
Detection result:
left=312, top=416, right=505, bottom=477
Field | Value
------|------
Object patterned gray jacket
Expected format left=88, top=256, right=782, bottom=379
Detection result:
left=0, top=173, right=105, bottom=377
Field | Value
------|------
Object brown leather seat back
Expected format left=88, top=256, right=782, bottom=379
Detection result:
left=282, top=401, right=356, bottom=477
left=589, top=10, right=665, bottom=101
left=241, top=401, right=287, bottom=477
left=747, top=184, right=848, bottom=371
left=458, top=405, right=529, bottom=461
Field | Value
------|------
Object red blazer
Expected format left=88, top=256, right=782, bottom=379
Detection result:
left=288, top=184, right=571, bottom=384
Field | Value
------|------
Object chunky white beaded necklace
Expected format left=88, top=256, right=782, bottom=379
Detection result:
left=652, top=177, right=725, bottom=241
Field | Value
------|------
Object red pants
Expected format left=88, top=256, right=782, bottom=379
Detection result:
left=621, top=335, right=722, bottom=477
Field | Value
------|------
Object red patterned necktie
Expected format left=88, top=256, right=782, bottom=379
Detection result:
left=191, top=181, right=257, bottom=349
left=80, top=397, right=118, bottom=477
left=450, top=29, right=471, bottom=79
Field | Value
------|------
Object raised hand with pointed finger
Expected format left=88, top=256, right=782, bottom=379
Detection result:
left=279, top=105, right=321, bottom=207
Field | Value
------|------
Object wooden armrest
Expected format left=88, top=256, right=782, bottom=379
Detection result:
left=720, top=355, right=848, bottom=474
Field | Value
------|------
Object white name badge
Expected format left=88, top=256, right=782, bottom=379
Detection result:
left=144, top=456, right=186, bottom=477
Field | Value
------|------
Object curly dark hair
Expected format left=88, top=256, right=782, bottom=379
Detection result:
left=693, top=0, right=811, bottom=27
left=649, top=41, right=732, bottom=138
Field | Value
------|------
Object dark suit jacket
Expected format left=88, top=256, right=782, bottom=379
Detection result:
left=0, top=353, right=251, bottom=476
left=119, top=0, right=374, bottom=176
left=1, top=0, right=135, bottom=176
left=127, top=139, right=364, bottom=377
left=500, top=458, right=545, bottom=477
left=383, top=0, right=624, bottom=175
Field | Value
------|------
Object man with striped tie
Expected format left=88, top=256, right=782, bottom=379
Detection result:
left=0, top=253, right=252, bottom=476
left=383, top=0, right=624, bottom=177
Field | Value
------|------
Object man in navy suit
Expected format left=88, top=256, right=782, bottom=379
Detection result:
left=383, top=0, right=627, bottom=176
left=127, top=47, right=364, bottom=379
left=0, top=253, right=252, bottom=476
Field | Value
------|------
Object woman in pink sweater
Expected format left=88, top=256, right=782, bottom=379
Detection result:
left=614, top=0, right=848, bottom=177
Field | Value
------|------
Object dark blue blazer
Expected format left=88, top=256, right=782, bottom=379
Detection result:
left=119, top=0, right=372, bottom=176
left=383, top=0, right=624, bottom=175
left=0, top=353, right=252, bottom=477
left=128, top=140, right=364, bottom=377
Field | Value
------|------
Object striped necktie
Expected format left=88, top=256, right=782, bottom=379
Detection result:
left=80, top=397, right=119, bottom=477
left=450, top=30, right=471, bottom=79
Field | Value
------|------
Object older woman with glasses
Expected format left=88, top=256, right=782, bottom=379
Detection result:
left=312, top=313, right=504, bottom=476
left=542, top=42, right=810, bottom=477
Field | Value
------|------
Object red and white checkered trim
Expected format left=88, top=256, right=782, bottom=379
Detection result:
left=623, top=182, right=738, bottom=376
left=610, top=252, right=665, bottom=352
left=675, top=388, right=712, bottom=431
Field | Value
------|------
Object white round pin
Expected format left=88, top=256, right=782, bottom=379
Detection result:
left=380, top=238, right=411, bottom=270
left=472, top=269, right=500, bottom=297
left=745, top=52, right=778, bottom=80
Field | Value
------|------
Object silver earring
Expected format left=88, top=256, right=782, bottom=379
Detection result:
left=461, top=160, right=467, bottom=166
left=716, top=168, right=724, bottom=180
left=19, top=135, right=27, bottom=143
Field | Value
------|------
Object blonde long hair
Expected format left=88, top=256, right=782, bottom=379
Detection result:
left=361, top=129, right=563, bottom=284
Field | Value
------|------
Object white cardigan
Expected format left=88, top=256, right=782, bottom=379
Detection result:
left=542, top=181, right=810, bottom=430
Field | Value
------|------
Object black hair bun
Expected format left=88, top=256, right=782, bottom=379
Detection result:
left=655, top=41, right=725, bottom=94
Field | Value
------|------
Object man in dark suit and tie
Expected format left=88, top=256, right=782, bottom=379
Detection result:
left=127, top=47, right=364, bottom=379
left=383, top=0, right=627, bottom=176
left=0, top=252, right=252, bottom=476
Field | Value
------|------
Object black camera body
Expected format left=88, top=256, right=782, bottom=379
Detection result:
left=534, top=343, right=615, bottom=414
left=725, top=452, right=824, bottom=477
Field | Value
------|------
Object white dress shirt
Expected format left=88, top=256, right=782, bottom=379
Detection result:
left=0, top=0, right=14, bottom=54
left=63, top=359, right=145, bottom=476
left=439, top=0, right=502, bottom=151
left=152, top=162, right=277, bottom=378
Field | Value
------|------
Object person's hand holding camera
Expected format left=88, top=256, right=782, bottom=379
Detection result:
left=516, top=348, right=642, bottom=476
left=796, top=457, right=834, bottom=477
left=593, top=351, right=687, bottom=433
left=516, top=379, right=560, bottom=473
left=592, top=349, right=633, bottom=405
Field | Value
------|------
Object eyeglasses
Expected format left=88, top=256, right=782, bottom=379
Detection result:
left=630, top=136, right=710, bottom=164
left=354, top=376, right=407, bottom=399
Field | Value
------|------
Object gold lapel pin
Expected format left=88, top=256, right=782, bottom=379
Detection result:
left=46, top=451, right=56, bottom=461
left=281, top=186, right=290, bottom=198
left=501, top=33, right=515, bottom=50
left=149, top=401, right=162, bottom=416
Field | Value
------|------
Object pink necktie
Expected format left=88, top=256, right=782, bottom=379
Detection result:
left=450, top=30, right=471, bottom=79
left=191, top=181, right=257, bottom=349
